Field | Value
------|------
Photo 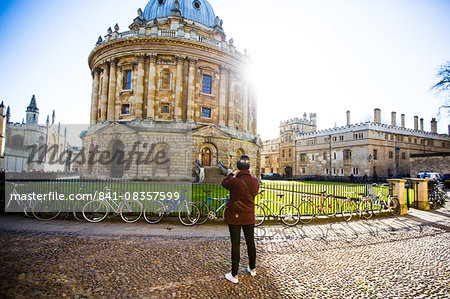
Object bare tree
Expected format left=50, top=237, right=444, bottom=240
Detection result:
left=432, top=62, right=450, bottom=96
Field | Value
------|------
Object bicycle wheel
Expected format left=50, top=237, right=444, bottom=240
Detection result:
left=322, top=197, right=338, bottom=217
left=255, top=204, right=265, bottom=227
left=32, top=200, right=62, bottom=221
left=359, top=198, right=373, bottom=219
left=72, top=201, right=87, bottom=222
left=280, top=204, right=300, bottom=226
left=178, top=202, right=200, bottom=226
left=82, top=200, right=108, bottom=223
left=193, top=201, right=209, bottom=225
left=221, top=206, right=227, bottom=219
left=388, top=196, right=400, bottom=215
left=298, top=201, right=315, bottom=224
left=341, top=200, right=355, bottom=222
left=143, top=201, right=165, bottom=224
left=120, top=200, right=143, bottom=223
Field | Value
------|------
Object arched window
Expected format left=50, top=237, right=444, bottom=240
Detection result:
left=161, top=70, right=171, bottom=90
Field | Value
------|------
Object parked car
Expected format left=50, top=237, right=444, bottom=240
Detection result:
left=440, top=174, right=450, bottom=188
left=263, top=173, right=282, bottom=180
left=418, top=171, right=441, bottom=180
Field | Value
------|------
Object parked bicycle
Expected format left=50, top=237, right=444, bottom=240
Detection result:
left=255, top=190, right=300, bottom=227
left=82, top=187, right=143, bottom=223
left=370, top=184, right=400, bottom=216
left=193, top=190, right=229, bottom=225
left=428, top=182, right=447, bottom=209
left=298, top=191, right=339, bottom=224
left=341, top=191, right=373, bottom=222
left=143, top=190, right=199, bottom=226
left=4, top=182, right=35, bottom=218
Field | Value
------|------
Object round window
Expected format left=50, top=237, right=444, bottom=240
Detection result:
left=158, top=0, right=165, bottom=5
left=193, top=0, right=201, bottom=10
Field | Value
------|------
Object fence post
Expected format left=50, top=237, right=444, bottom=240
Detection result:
left=409, top=178, right=430, bottom=211
left=387, top=179, right=408, bottom=215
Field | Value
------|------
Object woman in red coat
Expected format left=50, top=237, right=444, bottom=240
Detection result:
left=222, top=155, right=260, bottom=283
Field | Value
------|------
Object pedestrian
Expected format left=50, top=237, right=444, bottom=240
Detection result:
left=221, top=155, right=259, bottom=283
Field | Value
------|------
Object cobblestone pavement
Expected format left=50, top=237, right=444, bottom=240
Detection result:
left=0, top=205, right=449, bottom=298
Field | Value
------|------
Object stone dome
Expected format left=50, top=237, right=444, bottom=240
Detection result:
left=143, top=0, right=216, bottom=27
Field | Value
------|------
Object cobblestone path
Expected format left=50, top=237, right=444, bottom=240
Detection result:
left=0, top=208, right=449, bottom=298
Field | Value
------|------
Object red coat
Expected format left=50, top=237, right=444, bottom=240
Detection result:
left=221, top=170, right=260, bottom=225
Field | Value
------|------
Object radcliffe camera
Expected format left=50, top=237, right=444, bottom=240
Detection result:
left=0, top=0, right=449, bottom=298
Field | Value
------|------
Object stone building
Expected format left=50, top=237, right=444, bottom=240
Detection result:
left=2, top=96, right=71, bottom=172
left=293, top=109, right=449, bottom=179
left=410, top=153, right=450, bottom=177
left=278, top=114, right=317, bottom=176
left=81, top=0, right=260, bottom=180
left=261, top=138, right=280, bottom=175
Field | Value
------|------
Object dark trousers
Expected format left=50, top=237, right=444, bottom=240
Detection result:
left=228, top=224, right=256, bottom=276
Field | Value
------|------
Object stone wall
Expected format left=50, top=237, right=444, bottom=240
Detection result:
left=410, top=153, right=450, bottom=176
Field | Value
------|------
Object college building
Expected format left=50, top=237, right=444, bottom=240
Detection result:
left=81, top=0, right=261, bottom=180
left=262, top=109, right=450, bottom=179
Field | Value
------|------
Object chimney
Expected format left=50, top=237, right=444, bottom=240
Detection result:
left=401, top=114, right=405, bottom=128
left=374, top=108, right=381, bottom=124
left=420, top=118, right=424, bottom=131
left=431, top=118, right=437, bottom=133
left=414, top=116, right=419, bottom=130
left=391, top=111, right=396, bottom=127
left=346, top=111, right=351, bottom=126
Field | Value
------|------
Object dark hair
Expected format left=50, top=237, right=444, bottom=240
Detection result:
left=237, top=155, right=250, bottom=170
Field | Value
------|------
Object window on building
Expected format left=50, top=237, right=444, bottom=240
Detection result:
left=323, top=152, right=327, bottom=160
left=339, top=135, right=344, bottom=141
left=389, top=151, right=393, bottom=159
left=311, top=154, right=315, bottom=161
left=288, top=148, right=292, bottom=158
left=121, top=104, right=130, bottom=115
left=333, top=136, right=337, bottom=142
left=343, top=150, right=352, bottom=160
left=201, top=107, right=211, bottom=118
left=160, top=70, right=171, bottom=90
left=373, top=149, right=378, bottom=160
left=302, top=167, right=306, bottom=174
left=161, top=104, right=170, bottom=114
left=333, top=152, right=337, bottom=160
left=265, top=156, right=270, bottom=166
left=401, top=152, right=406, bottom=160
left=341, top=169, right=344, bottom=175
left=300, top=153, right=306, bottom=162
left=123, top=70, right=132, bottom=90
left=333, top=168, right=336, bottom=175
left=326, top=169, right=329, bottom=175
left=282, top=150, right=285, bottom=158
left=385, top=134, right=389, bottom=140
left=202, top=74, right=212, bottom=94
left=353, top=168, right=359, bottom=175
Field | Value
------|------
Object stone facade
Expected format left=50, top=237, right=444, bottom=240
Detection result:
left=410, top=153, right=450, bottom=176
left=278, top=114, right=317, bottom=176
left=262, top=109, right=450, bottom=179
left=2, top=96, right=70, bottom=172
left=81, top=0, right=261, bottom=181
left=261, top=139, right=280, bottom=174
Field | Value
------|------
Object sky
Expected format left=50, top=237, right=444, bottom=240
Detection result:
left=0, top=0, right=449, bottom=141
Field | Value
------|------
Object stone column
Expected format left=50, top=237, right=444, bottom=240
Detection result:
left=107, top=59, right=117, bottom=121
left=387, top=179, right=408, bottom=215
left=100, top=62, right=110, bottom=121
left=243, top=82, right=249, bottom=131
left=135, top=56, right=145, bottom=118
left=227, top=71, right=235, bottom=127
left=146, top=54, right=157, bottom=120
left=174, top=55, right=184, bottom=121
left=90, top=68, right=100, bottom=124
left=218, top=66, right=227, bottom=126
left=186, top=57, right=197, bottom=122
left=409, top=179, right=430, bottom=210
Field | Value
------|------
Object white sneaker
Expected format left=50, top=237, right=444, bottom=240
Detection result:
left=247, top=266, right=256, bottom=277
left=225, top=272, right=238, bottom=283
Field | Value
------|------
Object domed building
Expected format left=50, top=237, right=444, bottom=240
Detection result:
left=81, top=0, right=261, bottom=180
